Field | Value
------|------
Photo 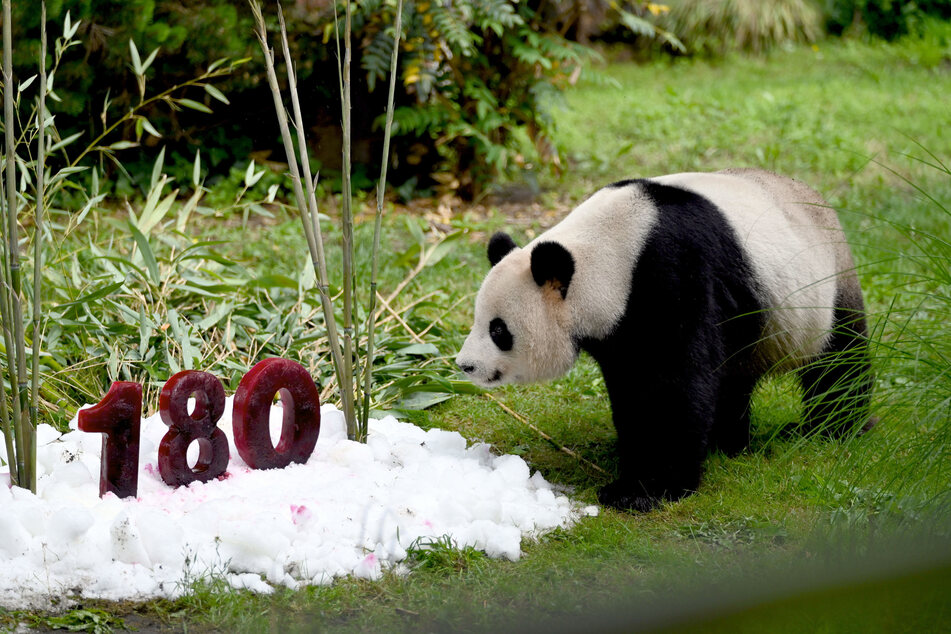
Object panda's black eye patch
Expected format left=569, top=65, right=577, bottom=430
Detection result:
left=489, top=318, right=513, bottom=351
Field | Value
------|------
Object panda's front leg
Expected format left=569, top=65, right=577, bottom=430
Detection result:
left=596, top=363, right=717, bottom=513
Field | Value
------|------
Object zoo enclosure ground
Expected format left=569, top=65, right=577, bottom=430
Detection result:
left=4, top=32, right=951, bottom=633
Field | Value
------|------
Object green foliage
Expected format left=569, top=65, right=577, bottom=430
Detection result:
left=662, top=0, right=825, bottom=55
left=361, top=0, right=600, bottom=197
left=7, top=36, right=951, bottom=634
left=9, top=1, right=614, bottom=199
left=404, top=535, right=487, bottom=574
left=825, top=0, right=951, bottom=40
left=27, top=608, right=126, bottom=633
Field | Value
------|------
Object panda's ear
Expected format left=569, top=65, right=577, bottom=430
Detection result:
left=488, top=232, right=518, bottom=267
left=531, top=241, right=575, bottom=300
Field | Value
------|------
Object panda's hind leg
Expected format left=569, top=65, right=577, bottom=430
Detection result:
left=799, top=305, right=873, bottom=437
left=711, top=373, right=758, bottom=456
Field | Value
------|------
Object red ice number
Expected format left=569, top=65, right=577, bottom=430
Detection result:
left=158, top=371, right=230, bottom=487
left=77, top=382, right=142, bottom=499
left=232, top=357, right=321, bottom=470
left=79, top=358, right=321, bottom=498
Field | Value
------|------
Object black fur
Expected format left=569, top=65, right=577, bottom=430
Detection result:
left=489, top=317, right=513, bottom=351
left=531, top=241, right=575, bottom=299
left=580, top=180, right=870, bottom=513
left=799, top=299, right=872, bottom=437
left=488, top=232, right=517, bottom=266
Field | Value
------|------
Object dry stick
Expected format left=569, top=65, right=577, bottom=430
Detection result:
left=248, top=0, right=353, bottom=435
left=28, top=1, right=47, bottom=491
left=417, top=294, right=470, bottom=339
left=375, top=291, right=424, bottom=344
left=2, top=0, right=30, bottom=490
left=361, top=0, right=404, bottom=439
left=375, top=291, right=438, bottom=330
left=373, top=234, right=450, bottom=323
left=485, top=393, right=609, bottom=477
left=272, top=3, right=355, bottom=437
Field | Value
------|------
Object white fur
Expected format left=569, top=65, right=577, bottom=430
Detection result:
left=457, top=185, right=658, bottom=387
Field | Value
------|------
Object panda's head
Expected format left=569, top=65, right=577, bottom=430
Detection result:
left=456, top=232, right=579, bottom=387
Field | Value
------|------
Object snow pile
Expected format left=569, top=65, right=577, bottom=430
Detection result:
left=0, top=398, right=595, bottom=609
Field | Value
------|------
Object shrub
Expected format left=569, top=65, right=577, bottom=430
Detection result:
left=824, top=0, right=951, bottom=41
left=10, top=1, right=631, bottom=199
left=662, top=0, right=825, bottom=55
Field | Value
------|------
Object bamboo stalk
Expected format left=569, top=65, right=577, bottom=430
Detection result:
left=274, top=3, right=356, bottom=439
left=361, top=0, right=404, bottom=438
left=29, top=0, right=47, bottom=492
left=0, top=196, right=14, bottom=484
left=248, top=0, right=358, bottom=438
left=337, top=0, right=359, bottom=437
left=0, top=33, right=12, bottom=479
left=2, top=0, right=31, bottom=490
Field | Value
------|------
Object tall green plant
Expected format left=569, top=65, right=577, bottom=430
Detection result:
left=250, top=0, right=402, bottom=442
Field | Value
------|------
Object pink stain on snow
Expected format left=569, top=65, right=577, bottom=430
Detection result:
left=143, top=463, right=157, bottom=476
left=290, top=504, right=312, bottom=525
left=363, top=553, right=377, bottom=565
left=423, top=520, right=434, bottom=529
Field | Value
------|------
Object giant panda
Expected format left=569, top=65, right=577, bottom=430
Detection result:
left=455, top=169, right=873, bottom=512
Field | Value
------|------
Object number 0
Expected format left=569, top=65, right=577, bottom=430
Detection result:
left=232, top=358, right=321, bottom=470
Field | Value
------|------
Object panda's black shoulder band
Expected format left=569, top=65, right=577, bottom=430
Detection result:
left=488, top=232, right=518, bottom=266
left=531, top=241, right=575, bottom=298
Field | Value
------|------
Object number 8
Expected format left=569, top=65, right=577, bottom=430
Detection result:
left=158, top=371, right=230, bottom=486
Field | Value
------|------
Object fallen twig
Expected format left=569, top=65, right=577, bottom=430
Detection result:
left=485, top=393, right=609, bottom=476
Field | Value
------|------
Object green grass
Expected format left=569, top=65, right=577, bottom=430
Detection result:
left=8, top=32, right=951, bottom=632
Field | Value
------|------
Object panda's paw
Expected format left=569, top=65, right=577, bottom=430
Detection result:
left=597, top=481, right=660, bottom=513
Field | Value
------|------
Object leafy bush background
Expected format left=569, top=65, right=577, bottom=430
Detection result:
left=11, top=1, right=951, bottom=197
left=11, top=0, right=621, bottom=198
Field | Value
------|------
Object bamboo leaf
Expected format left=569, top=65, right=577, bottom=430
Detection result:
left=246, top=274, right=298, bottom=290
left=140, top=117, right=162, bottom=138
left=137, top=176, right=179, bottom=236
left=138, top=306, right=152, bottom=352
left=17, top=74, right=37, bottom=92
left=395, top=392, right=454, bottom=410
left=141, top=46, right=160, bottom=73
left=107, top=140, right=138, bottom=150
left=129, top=40, right=143, bottom=76
left=244, top=159, right=260, bottom=187
left=64, top=12, right=80, bottom=40
left=48, top=131, right=83, bottom=153
left=192, top=149, right=201, bottom=186
left=128, top=221, right=161, bottom=285
left=151, top=146, right=166, bottom=191
left=207, top=57, right=229, bottom=72
left=177, top=187, right=203, bottom=232
left=204, top=83, right=230, bottom=104
left=197, top=302, right=234, bottom=330
left=57, top=281, right=125, bottom=309
left=176, top=98, right=213, bottom=114
left=397, top=343, right=439, bottom=356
